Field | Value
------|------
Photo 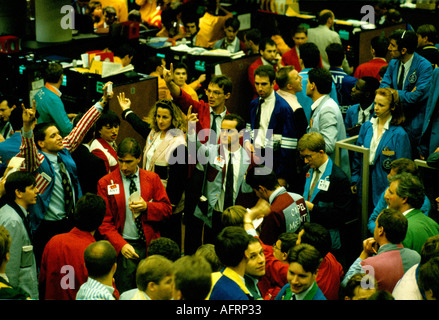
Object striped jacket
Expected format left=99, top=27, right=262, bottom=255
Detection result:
left=17, top=102, right=104, bottom=233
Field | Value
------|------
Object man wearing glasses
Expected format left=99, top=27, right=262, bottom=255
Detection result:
left=163, top=63, right=232, bottom=254
left=297, top=132, right=354, bottom=256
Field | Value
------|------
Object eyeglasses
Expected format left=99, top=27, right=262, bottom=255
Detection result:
left=205, top=89, right=224, bottom=97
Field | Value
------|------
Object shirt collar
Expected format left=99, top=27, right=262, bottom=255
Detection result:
left=311, top=95, right=328, bottom=111
left=401, top=54, right=414, bottom=71
left=269, top=186, right=286, bottom=204
left=370, top=115, right=392, bottom=130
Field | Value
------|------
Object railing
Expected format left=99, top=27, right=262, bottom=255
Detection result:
left=334, top=135, right=370, bottom=240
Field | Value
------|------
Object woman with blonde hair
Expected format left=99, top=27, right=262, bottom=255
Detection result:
left=117, top=93, right=188, bottom=250
left=351, top=87, right=412, bottom=207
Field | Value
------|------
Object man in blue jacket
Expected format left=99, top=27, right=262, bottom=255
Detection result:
left=380, top=29, right=433, bottom=157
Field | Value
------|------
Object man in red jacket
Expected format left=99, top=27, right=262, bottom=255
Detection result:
left=97, top=137, right=172, bottom=293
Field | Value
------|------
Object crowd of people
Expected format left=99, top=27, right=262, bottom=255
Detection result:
left=1, top=0, right=439, bottom=302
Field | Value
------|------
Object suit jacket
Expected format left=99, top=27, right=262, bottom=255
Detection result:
left=97, top=168, right=172, bottom=254
left=247, top=92, right=299, bottom=186
left=71, top=143, right=108, bottom=195
left=307, top=95, right=350, bottom=177
left=420, top=67, right=439, bottom=156
left=303, top=158, right=354, bottom=249
left=380, top=53, right=433, bottom=143
left=193, top=143, right=257, bottom=228
left=351, top=119, right=412, bottom=207
left=344, top=103, right=375, bottom=136
left=281, top=47, right=302, bottom=72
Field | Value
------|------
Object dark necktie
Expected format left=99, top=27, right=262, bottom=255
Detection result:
left=127, top=174, right=146, bottom=242
left=254, top=98, right=264, bottom=130
left=58, top=156, right=74, bottom=218
left=210, top=113, right=220, bottom=144
left=397, top=63, right=405, bottom=90
left=223, top=153, right=234, bottom=210
left=308, top=168, right=320, bottom=201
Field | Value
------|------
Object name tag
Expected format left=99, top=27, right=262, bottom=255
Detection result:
left=108, top=183, right=120, bottom=195
left=318, top=179, right=330, bottom=191
left=214, top=156, right=225, bottom=168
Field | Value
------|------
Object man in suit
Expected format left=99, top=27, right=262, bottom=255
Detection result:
left=246, top=65, right=300, bottom=192
left=97, top=137, right=172, bottom=294
left=380, top=29, right=433, bottom=157
left=420, top=67, right=439, bottom=158
left=0, top=172, right=39, bottom=299
left=188, top=112, right=257, bottom=246
left=307, top=9, right=352, bottom=74
left=295, top=42, right=339, bottom=123
left=248, top=38, right=284, bottom=99
left=306, top=68, right=350, bottom=177
left=282, top=24, right=308, bottom=73
left=17, top=85, right=111, bottom=266
left=298, top=132, right=354, bottom=253
left=163, top=63, right=232, bottom=254
left=71, top=113, right=107, bottom=195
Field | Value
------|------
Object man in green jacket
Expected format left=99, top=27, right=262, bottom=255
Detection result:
left=385, top=172, right=439, bottom=254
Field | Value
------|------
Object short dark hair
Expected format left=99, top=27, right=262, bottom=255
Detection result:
left=389, top=29, right=418, bottom=54
left=276, top=65, right=295, bottom=90
left=245, top=165, right=279, bottom=191
left=371, top=35, right=390, bottom=58
left=416, top=24, right=438, bottom=44
left=259, top=37, right=276, bottom=52
left=287, top=243, right=322, bottom=274
left=44, top=62, right=63, bottom=83
left=388, top=172, right=425, bottom=209
left=360, top=76, right=381, bottom=95
left=223, top=113, right=246, bottom=132
left=84, top=240, right=117, bottom=278
left=224, top=16, right=240, bottom=32
left=326, top=43, right=345, bottom=67
left=278, top=232, right=298, bottom=254
left=299, top=42, right=321, bottom=68
left=390, top=158, right=419, bottom=176
left=73, top=193, right=106, bottom=232
left=4, top=171, right=36, bottom=202
left=376, top=208, right=408, bottom=244
left=33, top=122, right=57, bottom=147
left=308, top=67, right=333, bottom=94
left=293, top=24, right=308, bottom=36
left=420, top=235, right=439, bottom=265
left=419, top=256, right=439, bottom=299
left=215, top=226, right=249, bottom=267
left=117, top=137, right=142, bottom=159
left=210, top=75, right=233, bottom=95
left=147, top=237, right=181, bottom=262
left=174, top=62, right=188, bottom=72
left=254, top=64, right=276, bottom=83
left=299, top=222, right=331, bottom=257
left=95, top=109, right=120, bottom=137
left=173, top=255, right=212, bottom=300
left=245, top=29, right=261, bottom=45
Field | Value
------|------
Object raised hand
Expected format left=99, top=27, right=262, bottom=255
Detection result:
left=22, top=100, right=36, bottom=131
left=162, top=62, right=174, bottom=84
left=117, top=92, right=131, bottom=111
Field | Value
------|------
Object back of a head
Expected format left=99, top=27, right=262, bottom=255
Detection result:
left=245, top=29, right=262, bottom=45
left=367, top=290, right=395, bottom=300
left=0, top=225, right=11, bottom=264
left=418, top=256, right=439, bottom=299
left=173, top=255, right=212, bottom=300
left=221, top=205, right=246, bottom=228
left=195, top=244, right=223, bottom=272
left=391, top=158, right=418, bottom=177
left=245, top=165, right=279, bottom=191
left=420, top=235, right=439, bottom=265
left=287, top=243, right=322, bottom=274
left=73, top=193, right=106, bottom=232
left=117, top=137, right=141, bottom=159
left=44, top=62, right=63, bottom=83
left=371, top=35, right=390, bottom=58
left=297, top=131, right=326, bottom=153
left=278, top=232, right=299, bottom=254
left=325, top=43, right=345, bottom=67
left=84, top=240, right=117, bottom=279
left=299, top=222, right=331, bottom=257
left=299, top=42, right=321, bottom=68
left=389, top=29, right=418, bottom=54
left=317, top=10, right=334, bottom=26
left=215, top=226, right=249, bottom=267
left=416, top=24, right=438, bottom=44
left=376, top=208, right=408, bottom=244
left=136, top=255, right=173, bottom=292
left=308, top=67, right=333, bottom=95
left=147, top=237, right=181, bottom=262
